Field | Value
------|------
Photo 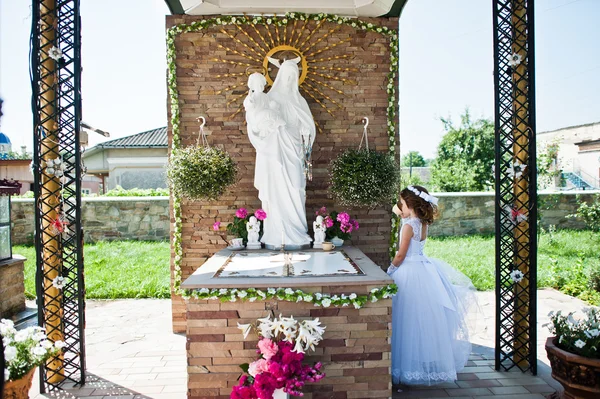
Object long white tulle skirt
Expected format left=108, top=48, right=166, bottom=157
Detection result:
left=390, top=255, right=475, bottom=385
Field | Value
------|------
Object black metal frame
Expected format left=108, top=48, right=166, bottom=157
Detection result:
left=31, top=0, right=85, bottom=391
left=493, top=0, right=537, bottom=374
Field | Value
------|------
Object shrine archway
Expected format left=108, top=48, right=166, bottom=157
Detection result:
left=29, top=0, right=538, bottom=393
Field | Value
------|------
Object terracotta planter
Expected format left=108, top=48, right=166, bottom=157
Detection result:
left=2, top=368, right=35, bottom=399
left=545, top=337, right=600, bottom=399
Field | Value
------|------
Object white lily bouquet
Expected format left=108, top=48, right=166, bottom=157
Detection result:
left=232, top=314, right=326, bottom=399
left=1, top=319, right=64, bottom=382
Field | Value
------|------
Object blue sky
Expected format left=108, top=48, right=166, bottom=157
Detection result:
left=1, top=0, right=598, bottom=159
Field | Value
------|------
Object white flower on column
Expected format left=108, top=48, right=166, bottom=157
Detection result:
left=48, top=46, right=63, bottom=61
left=506, top=160, right=527, bottom=179
left=510, top=269, right=524, bottom=283
left=508, top=53, right=523, bottom=67
left=52, top=276, right=65, bottom=289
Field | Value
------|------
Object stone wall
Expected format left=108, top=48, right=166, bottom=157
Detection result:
left=430, top=190, right=599, bottom=236
left=167, top=15, right=400, bottom=333
left=11, top=197, right=170, bottom=244
left=0, top=256, right=26, bottom=319
left=10, top=191, right=596, bottom=245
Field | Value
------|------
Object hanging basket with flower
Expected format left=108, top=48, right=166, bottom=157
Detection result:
left=329, top=118, right=400, bottom=208
left=232, top=314, right=326, bottom=399
left=166, top=117, right=237, bottom=200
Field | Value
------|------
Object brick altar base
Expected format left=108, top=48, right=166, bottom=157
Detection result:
left=0, top=255, right=26, bottom=319
left=185, top=285, right=392, bottom=399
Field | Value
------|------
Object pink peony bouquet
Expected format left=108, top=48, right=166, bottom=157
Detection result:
left=232, top=315, right=326, bottom=398
left=315, top=207, right=359, bottom=241
left=212, top=208, right=267, bottom=245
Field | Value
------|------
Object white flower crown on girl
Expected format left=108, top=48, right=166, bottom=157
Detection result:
left=407, top=185, right=439, bottom=206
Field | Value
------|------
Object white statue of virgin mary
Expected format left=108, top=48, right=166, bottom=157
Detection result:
left=244, top=59, right=315, bottom=249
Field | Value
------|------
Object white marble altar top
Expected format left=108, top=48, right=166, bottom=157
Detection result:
left=181, top=246, right=392, bottom=289
left=214, top=251, right=364, bottom=278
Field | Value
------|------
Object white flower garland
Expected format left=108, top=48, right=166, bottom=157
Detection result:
left=166, top=12, right=400, bottom=300
left=189, top=285, right=398, bottom=309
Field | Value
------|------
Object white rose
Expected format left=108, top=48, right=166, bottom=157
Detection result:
left=54, top=340, right=66, bottom=349
left=32, top=346, right=47, bottom=356
left=349, top=293, right=357, bottom=300
left=14, top=331, right=28, bottom=342
left=4, top=346, right=17, bottom=362
left=321, top=298, right=331, bottom=308
left=33, top=332, right=46, bottom=341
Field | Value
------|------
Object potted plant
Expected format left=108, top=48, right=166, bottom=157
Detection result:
left=314, top=207, right=359, bottom=247
left=329, top=148, right=400, bottom=208
left=545, top=308, right=600, bottom=399
left=166, top=146, right=237, bottom=201
left=231, top=314, right=326, bottom=399
left=1, top=319, right=63, bottom=399
left=212, top=208, right=267, bottom=246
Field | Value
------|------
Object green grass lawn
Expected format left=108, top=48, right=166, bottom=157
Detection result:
left=15, top=230, right=600, bottom=304
left=427, top=229, right=600, bottom=304
left=15, top=241, right=171, bottom=299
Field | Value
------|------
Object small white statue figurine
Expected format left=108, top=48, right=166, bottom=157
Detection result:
left=246, top=216, right=262, bottom=250
left=313, top=215, right=326, bottom=249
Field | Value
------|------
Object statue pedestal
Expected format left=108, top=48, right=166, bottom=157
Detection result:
left=181, top=247, right=393, bottom=399
left=246, top=242, right=262, bottom=250
left=312, top=242, right=323, bottom=249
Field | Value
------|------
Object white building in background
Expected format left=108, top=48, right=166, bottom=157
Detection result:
left=538, top=121, right=600, bottom=190
left=83, top=127, right=168, bottom=193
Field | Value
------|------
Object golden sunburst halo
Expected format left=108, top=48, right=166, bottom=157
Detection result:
left=210, top=16, right=359, bottom=130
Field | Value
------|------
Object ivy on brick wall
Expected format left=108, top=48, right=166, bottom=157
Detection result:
left=166, top=12, right=400, bottom=300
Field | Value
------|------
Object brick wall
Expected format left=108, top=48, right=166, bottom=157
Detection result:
left=186, top=285, right=392, bottom=399
left=167, top=15, right=400, bottom=333
left=0, top=256, right=26, bottom=318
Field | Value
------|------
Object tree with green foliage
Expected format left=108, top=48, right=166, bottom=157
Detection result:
left=401, top=151, right=426, bottom=167
left=430, top=109, right=495, bottom=192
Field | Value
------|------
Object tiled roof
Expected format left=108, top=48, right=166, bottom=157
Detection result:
left=98, top=127, right=167, bottom=148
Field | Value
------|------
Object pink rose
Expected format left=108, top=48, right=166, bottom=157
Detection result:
left=337, top=212, right=350, bottom=224
left=351, top=220, right=359, bottom=230
left=324, top=217, right=334, bottom=228
left=236, top=208, right=248, bottom=219
left=254, top=209, right=267, bottom=221
left=257, top=338, right=279, bottom=360
left=212, top=221, right=221, bottom=231
left=319, top=206, right=327, bottom=215
left=248, top=358, right=270, bottom=377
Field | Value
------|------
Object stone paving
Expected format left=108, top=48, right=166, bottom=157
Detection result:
left=28, top=289, right=592, bottom=399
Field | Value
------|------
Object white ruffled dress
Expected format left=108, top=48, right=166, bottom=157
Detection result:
left=388, top=217, right=475, bottom=386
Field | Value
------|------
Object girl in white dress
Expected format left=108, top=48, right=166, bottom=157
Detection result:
left=388, top=185, right=475, bottom=386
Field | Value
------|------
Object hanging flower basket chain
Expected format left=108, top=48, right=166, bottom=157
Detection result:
left=329, top=118, right=400, bottom=208
left=166, top=117, right=238, bottom=201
